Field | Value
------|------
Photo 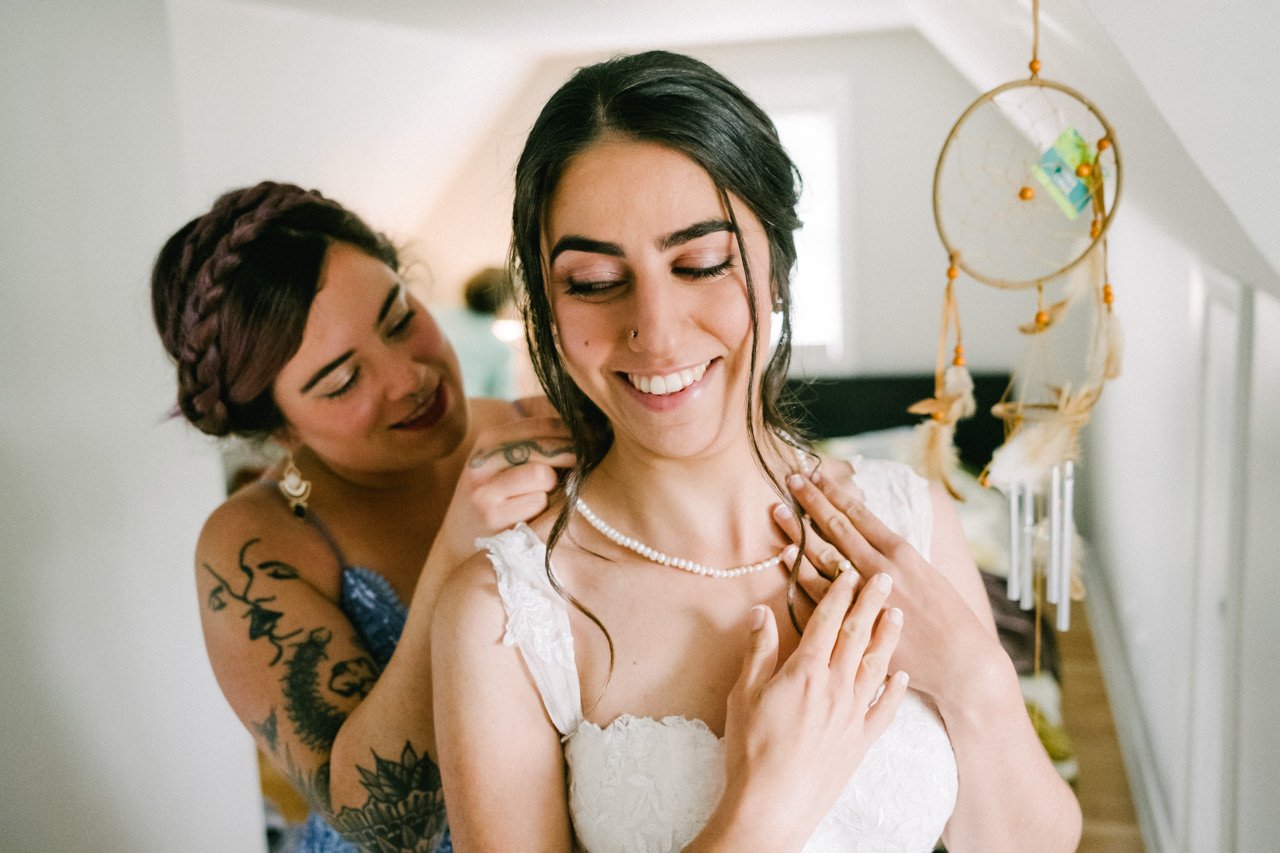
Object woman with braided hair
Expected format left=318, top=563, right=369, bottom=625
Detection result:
left=152, top=181, right=573, bottom=851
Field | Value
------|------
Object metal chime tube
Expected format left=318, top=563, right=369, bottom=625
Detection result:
left=1047, top=465, right=1063, bottom=606
left=1007, top=485, right=1023, bottom=602
left=1056, top=461, right=1075, bottom=631
left=1019, top=484, right=1035, bottom=611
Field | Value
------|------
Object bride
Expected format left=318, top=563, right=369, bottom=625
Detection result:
left=431, top=51, right=1080, bottom=851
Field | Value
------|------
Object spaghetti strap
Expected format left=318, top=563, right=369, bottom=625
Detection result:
left=258, top=479, right=351, bottom=568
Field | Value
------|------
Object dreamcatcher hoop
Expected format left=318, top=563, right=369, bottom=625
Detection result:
left=932, top=76, right=1123, bottom=290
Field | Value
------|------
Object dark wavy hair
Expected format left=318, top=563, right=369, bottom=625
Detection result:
left=151, top=181, right=398, bottom=438
left=510, top=50, right=814, bottom=642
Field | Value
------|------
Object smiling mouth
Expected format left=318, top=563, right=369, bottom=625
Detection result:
left=392, top=386, right=444, bottom=429
left=624, top=360, right=711, bottom=396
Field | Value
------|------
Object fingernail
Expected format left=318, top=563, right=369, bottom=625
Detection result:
left=809, top=468, right=822, bottom=484
left=887, top=607, right=903, bottom=625
left=751, top=605, right=767, bottom=630
left=772, top=503, right=794, bottom=520
left=781, top=544, right=799, bottom=562
left=893, top=671, right=910, bottom=687
left=875, top=573, right=893, bottom=591
left=835, top=558, right=853, bottom=574
left=787, top=473, right=805, bottom=489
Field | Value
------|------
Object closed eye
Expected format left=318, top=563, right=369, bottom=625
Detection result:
left=387, top=309, right=416, bottom=338
left=565, top=277, right=627, bottom=299
left=322, top=367, right=360, bottom=399
left=674, top=258, right=734, bottom=280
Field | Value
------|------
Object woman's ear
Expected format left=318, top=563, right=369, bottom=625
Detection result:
left=271, top=424, right=301, bottom=454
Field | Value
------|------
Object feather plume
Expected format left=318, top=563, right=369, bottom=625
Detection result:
left=913, top=419, right=963, bottom=500
left=943, top=364, right=977, bottom=419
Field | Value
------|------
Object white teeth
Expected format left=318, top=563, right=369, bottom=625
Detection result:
left=627, top=361, right=709, bottom=396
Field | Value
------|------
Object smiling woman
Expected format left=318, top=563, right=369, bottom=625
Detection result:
left=430, top=50, right=1082, bottom=852
left=150, top=181, right=576, bottom=851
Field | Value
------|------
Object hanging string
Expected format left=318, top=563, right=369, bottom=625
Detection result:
left=1030, top=0, right=1042, bottom=78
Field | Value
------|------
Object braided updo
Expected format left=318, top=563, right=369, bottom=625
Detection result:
left=151, top=181, right=398, bottom=438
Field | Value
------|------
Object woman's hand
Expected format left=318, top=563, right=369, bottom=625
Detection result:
left=693, top=567, right=907, bottom=850
left=430, top=413, right=574, bottom=574
left=773, top=470, right=1004, bottom=710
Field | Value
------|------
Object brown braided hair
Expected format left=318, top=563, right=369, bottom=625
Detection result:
left=151, top=181, right=398, bottom=437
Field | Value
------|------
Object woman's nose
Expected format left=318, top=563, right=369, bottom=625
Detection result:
left=383, top=350, right=427, bottom=400
left=627, top=275, right=679, bottom=355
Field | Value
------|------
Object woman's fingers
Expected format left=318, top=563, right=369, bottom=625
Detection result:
left=467, top=417, right=575, bottom=473
left=735, top=605, right=780, bottom=701
left=829, top=573, right=894, bottom=685
left=790, top=570, right=857, bottom=667
left=787, top=474, right=884, bottom=574
left=864, top=670, right=910, bottom=740
left=772, top=503, right=857, bottom=583
left=806, top=469, right=909, bottom=559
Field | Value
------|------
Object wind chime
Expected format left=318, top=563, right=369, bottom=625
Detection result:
left=911, top=0, right=1124, bottom=632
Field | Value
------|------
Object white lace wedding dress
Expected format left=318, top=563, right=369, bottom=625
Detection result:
left=480, top=458, right=958, bottom=852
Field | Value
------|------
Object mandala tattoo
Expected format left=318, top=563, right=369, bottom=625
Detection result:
left=202, top=539, right=303, bottom=665
left=329, top=742, right=448, bottom=852
left=468, top=438, right=573, bottom=468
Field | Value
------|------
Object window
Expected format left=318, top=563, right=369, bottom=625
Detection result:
left=773, top=109, right=843, bottom=358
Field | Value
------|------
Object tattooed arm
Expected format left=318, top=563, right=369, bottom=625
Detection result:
left=196, top=497, right=446, bottom=850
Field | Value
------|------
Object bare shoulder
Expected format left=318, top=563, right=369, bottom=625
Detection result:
left=432, top=549, right=506, bottom=645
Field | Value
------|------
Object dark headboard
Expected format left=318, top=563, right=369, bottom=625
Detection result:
left=783, top=372, right=1010, bottom=474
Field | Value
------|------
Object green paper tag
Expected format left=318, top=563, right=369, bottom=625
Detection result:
left=1033, top=128, right=1095, bottom=220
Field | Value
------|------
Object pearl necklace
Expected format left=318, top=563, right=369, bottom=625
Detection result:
left=574, top=498, right=784, bottom=579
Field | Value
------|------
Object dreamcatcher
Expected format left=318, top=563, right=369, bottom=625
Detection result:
left=911, top=0, right=1123, bottom=632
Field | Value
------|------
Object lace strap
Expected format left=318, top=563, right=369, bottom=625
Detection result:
left=479, top=525, right=584, bottom=736
left=851, top=457, right=935, bottom=560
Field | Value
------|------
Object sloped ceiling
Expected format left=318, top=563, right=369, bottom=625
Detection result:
left=239, top=0, right=1278, bottom=287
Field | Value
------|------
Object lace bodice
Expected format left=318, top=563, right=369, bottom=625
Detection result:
left=481, top=458, right=958, bottom=852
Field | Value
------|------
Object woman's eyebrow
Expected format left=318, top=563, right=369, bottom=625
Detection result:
left=658, top=218, right=735, bottom=250
left=375, top=283, right=402, bottom=325
left=549, top=236, right=624, bottom=264
left=300, top=350, right=355, bottom=394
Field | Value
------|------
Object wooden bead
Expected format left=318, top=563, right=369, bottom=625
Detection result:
left=947, top=266, right=959, bottom=280
left=1029, top=58, right=1042, bottom=74
left=1035, top=309, right=1050, bottom=326
left=1097, top=137, right=1111, bottom=151
left=1103, top=284, right=1114, bottom=305
left=1075, top=163, right=1092, bottom=178
left=1090, top=220, right=1101, bottom=239
left=1019, top=186, right=1035, bottom=201
left=952, top=345, right=966, bottom=367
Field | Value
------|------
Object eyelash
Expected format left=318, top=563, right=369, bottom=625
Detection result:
left=320, top=311, right=415, bottom=400
left=323, top=368, right=360, bottom=400
left=564, top=259, right=734, bottom=295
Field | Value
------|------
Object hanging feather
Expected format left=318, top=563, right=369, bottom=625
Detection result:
left=943, top=363, right=977, bottom=419
left=912, top=417, right=963, bottom=500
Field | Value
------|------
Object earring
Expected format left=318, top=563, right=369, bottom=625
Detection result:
left=629, top=328, right=638, bottom=339
left=279, top=453, right=311, bottom=518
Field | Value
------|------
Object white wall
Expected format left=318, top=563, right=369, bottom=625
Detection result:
left=166, top=0, right=534, bottom=255
left=1080, top=198, right=1280, bottom=849
left=0, top=2, right=263, bottom=850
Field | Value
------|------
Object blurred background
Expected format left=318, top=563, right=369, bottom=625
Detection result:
left=2, top=1, right=1276, bottom=850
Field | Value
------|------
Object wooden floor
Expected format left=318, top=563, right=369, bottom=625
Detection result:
left=1058, top=602, right=1146, bottom=852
